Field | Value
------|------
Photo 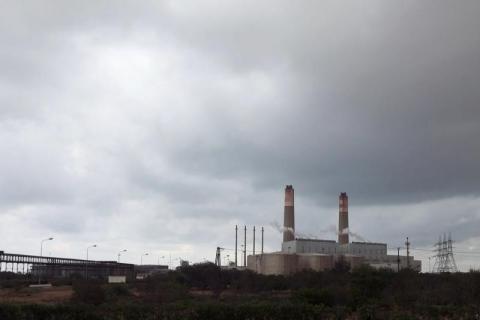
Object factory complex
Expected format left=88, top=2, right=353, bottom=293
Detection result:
left=247, top=186, right=421, bottom=275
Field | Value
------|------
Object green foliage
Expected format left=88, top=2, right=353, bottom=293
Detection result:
left=292, top=288, right=335, bottom=307
left=104, top=284, right=131, bottom=302
left=72, top=280, right=106, bottom=305
left=0, top=272, right=31, bottom=289
left=0, top=303, right=328, bottom=320
left=50, top=272, right=83, bottom=287
left=139, top=273, right=189, bottom=304
left=5, top=264, right=480, bottom=318
left=333, top=256, right=351, bottom=273
left=1, top=301, right=480, bottom=319
left=350, top=265, right=391, bottom=307
left=178, top=262, right=223, bottom=294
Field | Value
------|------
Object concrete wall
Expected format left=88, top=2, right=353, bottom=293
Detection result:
left=381, top=255, right=422, bottom=272
left=297, top=254, right=334, bottom=272
left=247, top=252, right=422, bottom=275
left=282, top=239, right=338, bottom=254
left=282, top=239, right=388, bottom=259
left=247, top=253, right=297, bottom=275
left=335, top=254, right=365, bottom=270
left=108, top=275, right=126, bottom=283
left=248, top=253, right=364, bottom=275
left=344, top=242, right=387, bottom=260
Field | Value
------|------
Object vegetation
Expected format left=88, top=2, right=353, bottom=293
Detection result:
left=1, top=263, right=480, bottom=319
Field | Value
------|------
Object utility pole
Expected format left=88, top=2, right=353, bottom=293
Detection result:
left=397, top=247, right=400, bottom=272
left=244, top=225, right=247, bottom=267
left=405, top=237, right=411, bottom=269
left=253, top=226, right=256, bottom=256
left=235, top=225, right=238, bottom=267
left=261, top=226, right=264, bottom=254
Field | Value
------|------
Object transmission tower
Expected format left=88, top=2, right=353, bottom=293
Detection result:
left=432, top=233, right=458, bottom=273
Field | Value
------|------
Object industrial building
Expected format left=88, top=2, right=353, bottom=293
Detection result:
left=247, top=186, right=421, bottom=275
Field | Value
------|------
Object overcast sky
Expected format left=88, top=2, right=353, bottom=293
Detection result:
left=1, top=1, right=480, bottom=271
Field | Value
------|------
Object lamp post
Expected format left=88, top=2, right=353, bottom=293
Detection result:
left=85, top=244, right=97, bottom=279
left=40, top=237, right=54, bottom=256
left=87, top=245, right=97, bottom=260
left=141, top=253, right=149, bottom=265
left=39, top=237, right=53, bottom=284
left=118, top=249, right=127, bottom=262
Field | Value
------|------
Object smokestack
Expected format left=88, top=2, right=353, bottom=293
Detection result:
left=338, top=192, right=349, bottom=244
left=283, top=185, right=295, bottom=242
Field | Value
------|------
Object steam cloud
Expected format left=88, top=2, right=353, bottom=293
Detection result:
left=270, top=222, right=370, bottom=242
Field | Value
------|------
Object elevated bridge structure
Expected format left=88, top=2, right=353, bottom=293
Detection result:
left=0, top=251, right=134, bottom=280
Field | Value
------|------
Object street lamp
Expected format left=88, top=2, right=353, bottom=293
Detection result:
left=118, top=249, right=127, bottom=262
left=40, top=237, right=54, bottom=257
left=85, top=244, right=97, bottom=279
left=38, top=237, right=53, bottom=284
left=141, top=253, right=149, bottom=265
left=87, top=245, right=97, bottom=260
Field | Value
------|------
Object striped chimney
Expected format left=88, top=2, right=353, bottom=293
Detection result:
left=338, top=192, right=349, bottom=245
left=283, top=185, right=295, bottom=242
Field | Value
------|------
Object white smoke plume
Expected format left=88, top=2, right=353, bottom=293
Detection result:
left=270, top=221, right=294, bottom=236
left=270, top=222, right=370, bottom=242
left=349, top=230, right=370, bottom=243
left=269, top=221, right=316, bottom=239
left=339, top=227, right=370, bottom=242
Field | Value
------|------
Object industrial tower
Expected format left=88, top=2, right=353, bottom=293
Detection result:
left=432, top=233, right=458, bottom=273
left=338, top=192, right=349, bottom=244
left=283, top=185, right=295, bottom=242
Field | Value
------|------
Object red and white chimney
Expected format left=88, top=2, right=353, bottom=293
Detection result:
left=338, top=192, right=349, bottom=245
left=283, top=185, right=295, bottom=242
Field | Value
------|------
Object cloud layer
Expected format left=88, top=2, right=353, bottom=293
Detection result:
left=1, top=0, right=480, bottom=271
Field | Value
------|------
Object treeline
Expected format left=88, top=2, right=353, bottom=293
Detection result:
left=2, top=263, right=480, bottom=319
left=53, top=263, right=480, bottom=318
left=2, top=302, right=479, bottom=320
left=174, top=263, right=480, bottom=307
left=0, top=301, right=478, bottom=320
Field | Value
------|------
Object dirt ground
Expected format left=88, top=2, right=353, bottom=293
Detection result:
left=0, top=286, right=73, bottom=304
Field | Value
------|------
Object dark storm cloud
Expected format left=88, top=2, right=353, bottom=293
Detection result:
left=1, top=0, right=480, bottom=268
left=156, top=0, right=480, bottom=205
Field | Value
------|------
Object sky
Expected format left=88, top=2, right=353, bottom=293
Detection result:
left=1, top=0, right=480, bottom=271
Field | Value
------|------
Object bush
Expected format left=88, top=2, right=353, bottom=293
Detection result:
left=140, top=274, right=188, bottom=304
left=292, top=288, right=335, bottom=307
left=105, top=284, right=131, bottom=302
left=72, top=280, right=106, bottom=305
